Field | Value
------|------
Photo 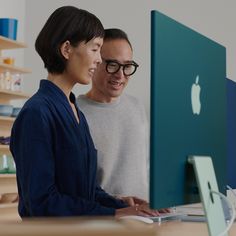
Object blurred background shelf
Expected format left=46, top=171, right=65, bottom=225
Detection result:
left=0, top=174, right=17, bottom=194
left=0, top=62, right=31, bottom=74
left=0, top=36, right=27, bottom=50
left=0, top=26, right=26, bottom=223
left=0, top=202, right=19, bottom=222
left=0, top=89, right=30, bottom=102
left=0, top=116, right=15, bottom=122
left=0, top=174, right=15, bottom=178
left=0, top=145, right=10, bottom=152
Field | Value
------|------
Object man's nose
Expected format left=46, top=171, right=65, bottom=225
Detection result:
left=115, top=67, right=125, bottom=78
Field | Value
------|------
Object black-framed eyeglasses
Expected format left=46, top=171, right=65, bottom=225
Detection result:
left=102, top=58, right=139, bottom=76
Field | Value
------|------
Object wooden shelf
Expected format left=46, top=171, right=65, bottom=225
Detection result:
left=0, top=202, right=17, bottom=209
left=0, top=89, right=30, bottom=99
left=0, top=35, right=29, bottom=204
left=0, top=174, right=17, bottom=194
left=0, top=174, right=15, bottom=179
left=0, top=145, right=11, bottom=154
left=0, top=202, right=19, bottom=222
left=0, top=62, right=31, bottom=74
left=0, top=116, right=15, bottom=122
left=0, top=145, right=9, bottom=152
left=0, top=36, right=27, bottom=50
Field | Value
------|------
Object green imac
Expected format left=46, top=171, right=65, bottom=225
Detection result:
left=150, top=10, right=228, bottom=236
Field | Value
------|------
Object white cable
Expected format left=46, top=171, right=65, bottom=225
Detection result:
left=226, top=185, right=236, bottom=198
left=226, top=185, right=236, bottom=220
left=210, top=190, right=236, bottom=236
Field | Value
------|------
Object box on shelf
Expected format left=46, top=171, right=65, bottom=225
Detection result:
left=0, top=18, right=18, bottom=40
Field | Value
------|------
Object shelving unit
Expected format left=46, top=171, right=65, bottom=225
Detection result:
left=0, top=174, right=15, bottom=178
left=0, top=116, right=15, bottom=122
left=0, top=35, right=30, bottom=133
left=0, top=173, right=17, bottom=194
left=0, top=36, right=27, bottom=50
left=0, top=36, right=30, bottom=215
left=0, top=145, right=10, bottom=153
left=0, top=35, right=31, bottom=73
left=0, top=89, right=30, bottom=104
left=0, top=62, right=31, bottom=74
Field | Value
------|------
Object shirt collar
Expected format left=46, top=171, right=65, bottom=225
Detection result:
left=39, top=79, right=76, bottom=105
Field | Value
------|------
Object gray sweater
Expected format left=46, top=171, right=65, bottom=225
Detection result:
left=77, top=94, right=149, bottom=200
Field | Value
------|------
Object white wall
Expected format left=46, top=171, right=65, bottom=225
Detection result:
left=23, top=0, right=236, bottom=117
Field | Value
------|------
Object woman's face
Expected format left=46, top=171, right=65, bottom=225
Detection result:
left=66, top=37, right=103, bottom=85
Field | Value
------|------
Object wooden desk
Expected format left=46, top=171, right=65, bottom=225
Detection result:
left=0, top=217, right=155, bottom=236
left=0, top=218, right=235, bottom=235
left=152, top=220, right=236, bottom=236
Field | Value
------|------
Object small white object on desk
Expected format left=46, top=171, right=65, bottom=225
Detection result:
left=119, top=215, right=154, bottom=224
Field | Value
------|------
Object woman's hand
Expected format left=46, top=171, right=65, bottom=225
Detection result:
left=115, top=195, right=171, bottom=217
left=119, top=196, right=148, bottom=206
left=115, top=203, right=161, bottom=218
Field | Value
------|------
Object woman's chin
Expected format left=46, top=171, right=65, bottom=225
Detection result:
left=76, top=76, right=91, bottom=85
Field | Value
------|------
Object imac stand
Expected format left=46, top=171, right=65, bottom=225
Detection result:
left=188, top=156, right=228, bottom=236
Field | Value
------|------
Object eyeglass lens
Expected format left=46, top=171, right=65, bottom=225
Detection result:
left=106, top=61, right=138, bottom=76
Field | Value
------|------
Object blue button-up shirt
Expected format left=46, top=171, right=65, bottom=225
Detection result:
left=10, top=80, right=126, bottom=217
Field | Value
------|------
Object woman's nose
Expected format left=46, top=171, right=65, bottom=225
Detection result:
left=97, top=53, right=102, bottom=65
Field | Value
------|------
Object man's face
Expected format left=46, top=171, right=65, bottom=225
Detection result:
left=90, top=39, right=133, bottom=103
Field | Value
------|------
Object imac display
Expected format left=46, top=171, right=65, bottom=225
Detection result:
left=227, top=78, right=236, bottom=188
left=150, top=10, right=227, bottom=210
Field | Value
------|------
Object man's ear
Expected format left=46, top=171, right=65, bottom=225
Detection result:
left=60, top=40, right=71, bottom=60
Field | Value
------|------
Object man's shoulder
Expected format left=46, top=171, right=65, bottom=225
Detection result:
left=77, top=94, right=86, bottom=102
left=122, top=93, right=143, bottom=107
left=77, top=94, right=91, bottom=108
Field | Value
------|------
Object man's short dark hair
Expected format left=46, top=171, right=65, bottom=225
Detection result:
left=104, top=28, right=132, bottom=50
left=35, top=6, right=104, bottom=74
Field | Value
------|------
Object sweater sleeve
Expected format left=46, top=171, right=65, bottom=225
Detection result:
left=10, top=107, right=115, bottom=217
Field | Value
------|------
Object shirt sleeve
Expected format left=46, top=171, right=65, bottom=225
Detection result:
left=95, top=184, right=128, bottom=209
left=10, top=106, right=116, bottom=217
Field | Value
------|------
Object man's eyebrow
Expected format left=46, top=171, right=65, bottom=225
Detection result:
left=124, top=60, right=135, bottom=63
left=106, top=59, right=135, bottom=63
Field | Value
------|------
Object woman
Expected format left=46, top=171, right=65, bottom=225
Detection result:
left=10, top=6, right=158, bottom=218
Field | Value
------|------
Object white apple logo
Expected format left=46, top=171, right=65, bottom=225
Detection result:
left=191, top=75, right=201, bottom=115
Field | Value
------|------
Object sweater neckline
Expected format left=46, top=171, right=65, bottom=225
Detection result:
left=78, top=95, right=121, bottom=108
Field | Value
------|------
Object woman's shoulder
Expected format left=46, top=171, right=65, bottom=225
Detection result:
left=19, top=92, right=54, bottom=122
left=24, top=93, right=50, bottom=111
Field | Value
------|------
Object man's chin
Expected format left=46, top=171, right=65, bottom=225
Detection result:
left=109, top=92, right=122, bottom=99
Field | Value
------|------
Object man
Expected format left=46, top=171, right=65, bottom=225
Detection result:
left=77, top=28, right=149, bottom=203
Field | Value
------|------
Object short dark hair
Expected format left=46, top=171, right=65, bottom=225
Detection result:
left=35, top=6, right=104, bottom=74
left=104, top=28, right=132, bottom=50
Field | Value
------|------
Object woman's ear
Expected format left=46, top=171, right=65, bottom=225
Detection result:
left=60, top=40, right=71, bottom=60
